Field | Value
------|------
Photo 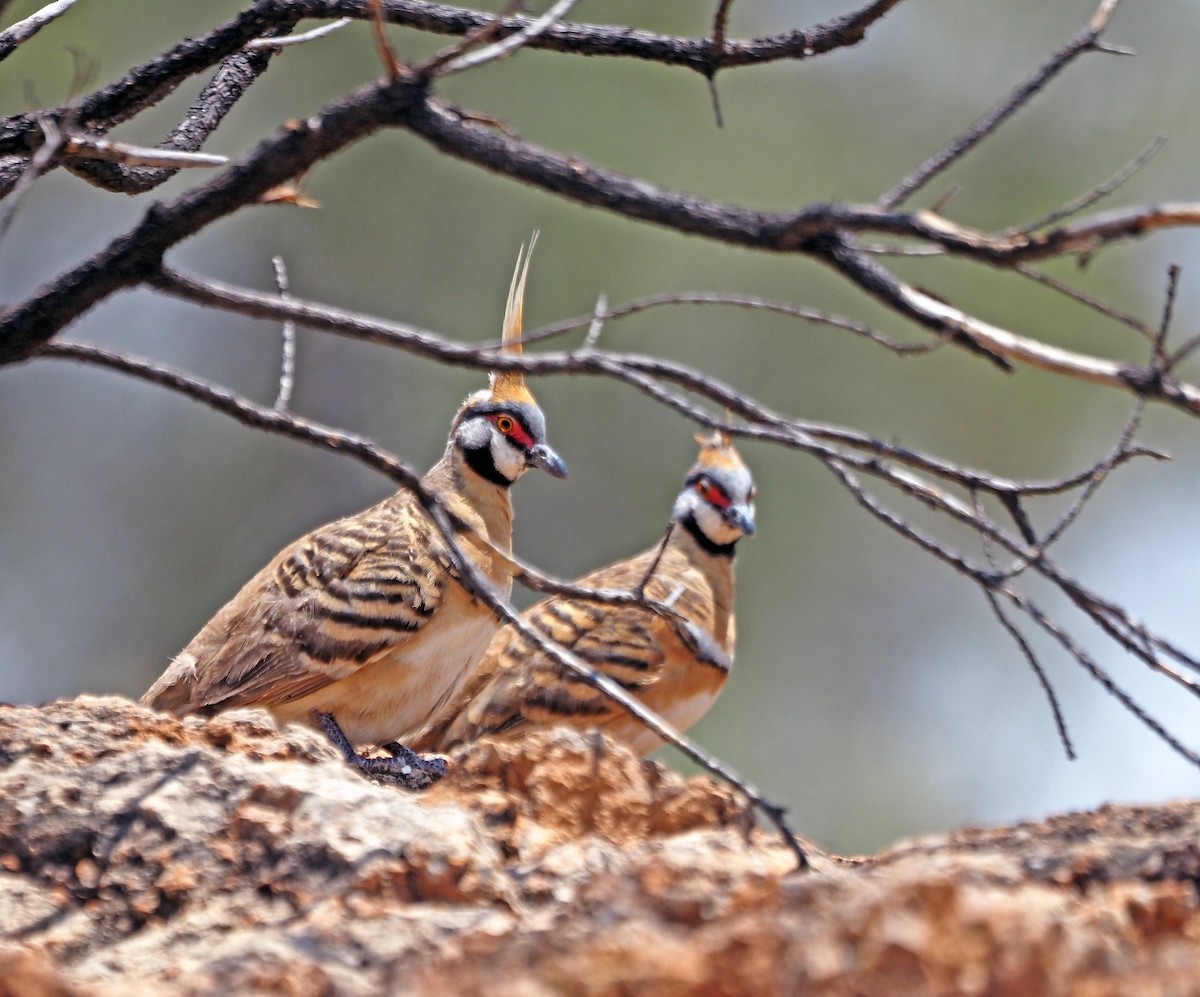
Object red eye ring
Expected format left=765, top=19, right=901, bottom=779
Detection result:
left=695, top=477, right=731, bottom=508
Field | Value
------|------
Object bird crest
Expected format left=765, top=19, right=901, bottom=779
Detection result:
left=693, top=427, right=746, bottom=473
left=489, top=234, right=538, bottom=407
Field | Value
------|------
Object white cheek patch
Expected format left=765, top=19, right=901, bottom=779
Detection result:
left=491, top=434, right=528, bottom=481
left=693, top=502, right=741, bottom=546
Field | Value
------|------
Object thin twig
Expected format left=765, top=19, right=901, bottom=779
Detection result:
left=1153, top=264, right=1182, bottom=366
left=271, top=256, right=296, bottom=411
left=245, top=17, right=350, bottom=50
left=1009, top=588, right=1200, bottom=767
left=581, top=292, right=608, bottom=351
left=0, top=0, right=84, bottom=62
left=518, top=290, right=936, bottom=355
left=878, top=0, right=1122, bottom=209
left=819, top=237, right=1200, bottom=415
left=416, top=0, right=520, bottom=79
left=635, top=521, right=676, bottom=600
left=1027, top=398, right=1146, bottom=561
left=1010, top=135, right=1166, bottom=236
left=0, top=115, right=63, bottom=245
left=706, top=0, right=735, bottom=128
left=827, top=456, right=1200, bottom=769
left=972, top=490, right=1076, bottom=761
left=1014, top=263, right=1152, bottom=339
left=439, top=0, right=583, bottom=76
left=64, top=136, right=228, bottom=169
left=1165, top=332, right=1200, bottom=374
left=369, top=0, right=404, bottom=79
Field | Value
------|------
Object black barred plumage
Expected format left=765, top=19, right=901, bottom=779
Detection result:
left=142, top=239, right=567, bottom=790
left=413, top=431, right=755, bottom=758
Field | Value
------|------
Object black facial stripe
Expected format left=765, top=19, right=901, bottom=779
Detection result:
left=462, top=441, right=514, bottom=488
left=681, top=513, right=738, bottom=557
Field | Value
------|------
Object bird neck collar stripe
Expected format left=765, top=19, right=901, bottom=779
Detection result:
left=681, top=513, right=737, bottom=557
left=462, top=441, right=514, bottom=488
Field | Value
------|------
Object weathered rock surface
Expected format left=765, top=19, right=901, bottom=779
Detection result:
left=1, top=696, right=1199, bottom=995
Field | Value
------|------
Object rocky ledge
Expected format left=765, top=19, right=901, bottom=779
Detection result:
left=0, top=696, right=1198, bottom=995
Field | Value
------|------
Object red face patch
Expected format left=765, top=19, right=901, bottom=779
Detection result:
left=488, top=412, right=535, bottom=449
left=695, top=477, right=731, bottom=509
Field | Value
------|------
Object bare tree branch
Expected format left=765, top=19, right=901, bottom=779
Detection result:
left=0, top=0, right=905, bottom=164
left=314, top=0, right=906, bottom=72
left=820, top=238, right=1200, bottom=415
left=59, top=36, right=287, bottom=195
left=143, top=263, right=1169, bottom=502
left=0, top=5, right=299, bottom=158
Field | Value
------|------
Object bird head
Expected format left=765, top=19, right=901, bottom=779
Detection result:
left=453, top=237, right=568, bottom=487
left=672, top=429, right=756, bottom=553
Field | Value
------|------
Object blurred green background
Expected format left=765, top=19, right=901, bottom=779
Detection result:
left=2, top=0, right=1199, bottom=855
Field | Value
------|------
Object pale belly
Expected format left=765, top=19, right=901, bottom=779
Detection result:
left=611, top=687, right=722, bottom=757
left=273, top=612, right=500, bottom=746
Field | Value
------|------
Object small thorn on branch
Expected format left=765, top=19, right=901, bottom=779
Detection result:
left=706, top=0, right=734, bottom=128
left=706, top=76, right=724, bottom=129
left=369, top=0, right=405, bottom=80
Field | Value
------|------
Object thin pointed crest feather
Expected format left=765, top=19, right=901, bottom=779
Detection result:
left=693, top=425, right=744, bottom=472
left=490, top=232, right=539, bottom=405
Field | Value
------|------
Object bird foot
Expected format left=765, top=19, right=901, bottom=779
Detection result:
left=380, top=741, right=449, bottom=781
left=310, top=711, right=446, bottom=791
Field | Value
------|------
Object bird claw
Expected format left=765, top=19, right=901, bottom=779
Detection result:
left=310, top=710, right=447, bottom=791
left=381, top=741, right=449, bottom=779
left=352, top=751, right=446, bottom=791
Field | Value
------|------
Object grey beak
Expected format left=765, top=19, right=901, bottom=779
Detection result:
left=526, top=442, right=569, bottom=479
left=724, top=504, right=756, bottom=537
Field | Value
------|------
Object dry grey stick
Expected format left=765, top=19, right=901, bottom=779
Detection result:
left=271, top=256, right=296, bottom=411
left=0, top=0, right=85, bottom=62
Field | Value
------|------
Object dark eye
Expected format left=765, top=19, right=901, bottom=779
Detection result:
left=496, top=415, right=514, bottom=433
